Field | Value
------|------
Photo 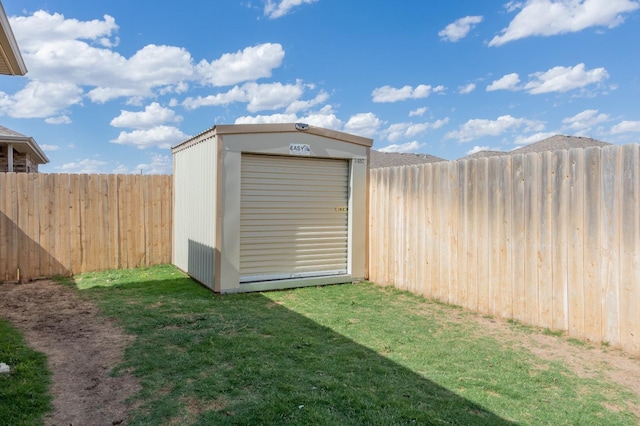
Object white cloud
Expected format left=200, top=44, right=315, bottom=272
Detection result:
left=487, top=73, right=521, bottom=91
left=110, top=125, right=189, bottom=149
left=11, top=11, right=118, bottom=50
left=265, top=0, right=319, bottom=19
left=235, top=113, right=298, bottom=124
left=562, top=109, right=610, bottom=132
left=490, top=0, right=640, bottom=46
left=12, top=10, right=194, bottom=103
left=485, top=64, right=609, bottom=95
left=379, top=141, right=425, bottom=153
left=445, top=114, right=545, bottom=142
left=285, top=91, right=329, bottom=113
left=110, top=102, right=182, bottom=129
left=196, top=43, right=285, bottom=86
left=409, top=107, right=427, bottom=117
left=182, top=85, right=247, bottom=109
left=135, top=154, right=172, bottom=174
left=86, top=44, right=194, bottom=103
left=57, top=158, right=108, bottom=174
left=513, top=132, right=557, bottom=145
left=40, top=144, right=60, bottom=151
left=383, top=118, right=449, bottom=143
left=611, top=120, right=640, bottom=133
left=0, top=81, right=83, bottom=118
left=459, top=83, right=476, bottom=94
left=112, top=163, right=129, bottom=174
left=45, top=115, right=72, bottom=125
left=7, top=11, right=293, bottom=120
left=240, top=81, right=304, bottom=112
left=343, top=112, right=382, bottom=138
left=183, top=81, right=305, bottom=112
left=234, top=106, right=344, bottom=130
left=302, top=105, right=344, bottom=130
left=439, top=16, right=483, bottom=42
left=524, top=63, right=609, bottom=94
left=372, top=84, right=444, bottom=103
left=430, top=118, right=450, bottom=130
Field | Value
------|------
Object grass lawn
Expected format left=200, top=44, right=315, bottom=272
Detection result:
left=0, top=319, right=51, bottom=426
left=69, top=265, right=638, bottom=425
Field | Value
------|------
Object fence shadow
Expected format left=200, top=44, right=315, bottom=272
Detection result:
left=0, top=211, right=69, bottom=282
left=80, top=274, right=513, bottom=425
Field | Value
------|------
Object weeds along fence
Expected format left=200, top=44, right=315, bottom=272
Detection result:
left=369, top=144, right=640, bottom=354
left=0, top=173, right=172, bottom=282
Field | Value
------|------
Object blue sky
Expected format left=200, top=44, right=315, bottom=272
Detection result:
left=1, top=0, right=640, bottom=173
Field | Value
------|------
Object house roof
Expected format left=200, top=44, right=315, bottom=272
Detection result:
left=0, top=1, right=27, bottom=76
left=369, top=150, right=446, bottom=169
left=511, top=134, right=611, bottom=155
left=459, top=135, right=612, bottom=161
left=462, top=150, right=509, bottom=160
left=0, top=125, right=49, bottom=164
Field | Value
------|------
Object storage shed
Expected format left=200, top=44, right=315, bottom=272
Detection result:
left=172, top=123, right=372, bottom=293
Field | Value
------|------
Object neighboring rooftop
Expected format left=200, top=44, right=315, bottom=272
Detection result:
left=0, top=125, right=49, bottom=172
left=463, top=150, right=509, bottom=160
left=459, top=135, right=612, bottom=160
left=369, top=149, right=446, bottom=169
left=512, top=134, right=611, bottom=155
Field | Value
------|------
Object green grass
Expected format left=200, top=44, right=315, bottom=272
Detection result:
left=0, top=319, right=51, bottom=426
left=66, top=265, right=638, bottom=425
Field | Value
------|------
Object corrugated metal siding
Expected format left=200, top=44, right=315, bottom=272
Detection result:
left=173, top=137, right=217, bottom=287
left=240, top=154, right=349, bottom=282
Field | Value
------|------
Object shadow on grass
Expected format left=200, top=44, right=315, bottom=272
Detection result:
left=75, top=267, right=514, bottom=426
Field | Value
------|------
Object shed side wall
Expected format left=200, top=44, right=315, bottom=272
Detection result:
left=173, top=135, right=217, bottom=288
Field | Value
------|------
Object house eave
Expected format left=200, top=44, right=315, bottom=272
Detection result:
left=1, top=135, right=49, bottom=164
left=0, top=1, right=27, bottom=76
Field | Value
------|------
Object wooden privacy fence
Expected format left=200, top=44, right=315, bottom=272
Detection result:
left=369, top=144, right=640, bottom=354
left=0, top=173, right=172, bottom=282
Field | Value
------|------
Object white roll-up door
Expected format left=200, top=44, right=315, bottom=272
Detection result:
left=240, top=154, right=350, bottom=283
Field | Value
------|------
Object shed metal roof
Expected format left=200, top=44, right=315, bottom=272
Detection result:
left=173, top=123, right=373, bottom=153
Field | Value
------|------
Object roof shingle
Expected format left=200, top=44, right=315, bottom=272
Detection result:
left=369, top=150, right=446, bottom=169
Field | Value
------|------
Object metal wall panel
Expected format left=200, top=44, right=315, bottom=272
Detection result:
left=240, top=154, right=349, bottom=282
left=172, top=136, right=217, bottom=288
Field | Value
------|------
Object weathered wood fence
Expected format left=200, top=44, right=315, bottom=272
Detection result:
left=369, top=144, right=640, bottom=354
left=0, top=173, right=172, bottom=282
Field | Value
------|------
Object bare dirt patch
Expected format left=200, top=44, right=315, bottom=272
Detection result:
left=0, top=280, right=140, bottom=426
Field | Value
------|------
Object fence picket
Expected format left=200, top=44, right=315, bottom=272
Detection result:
left=539, top=152, right=553, bottom=328
left=620, top=144, right=640, bottom=353
left=601, top=146, right=621, bottom=346
left=583, top=147, right=603, bottom=342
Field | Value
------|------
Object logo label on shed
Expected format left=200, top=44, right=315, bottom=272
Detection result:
left=289, top=143, right=311, bottom=156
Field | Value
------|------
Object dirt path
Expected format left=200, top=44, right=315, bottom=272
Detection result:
left=0, top=280, right=140, bottom=426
